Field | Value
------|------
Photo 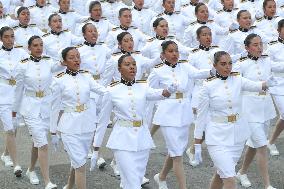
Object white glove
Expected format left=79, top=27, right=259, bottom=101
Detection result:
left=167, top=83, right=178, bottom=94
left=194, top=144, right=202, bottom=164
left=229, top=22, right=239, bottom=31
left=90, top=151, right=99, bottom=171
left=12, top=117, right=19, bottom=128
left=266, top=75, right=278, bottom=87
left=51, top=134, right=59, bottom=152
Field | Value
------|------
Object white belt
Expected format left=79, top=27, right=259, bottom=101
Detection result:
left=25, top=89, right=51, bottom=98
left=93, top=74, right=101, bottom=80
left=211, top=114, right=240, bottom=123
left=273, top=72, right=284, bottom=77
left=168, top=92, right=187, bottom=99
left=64, top=104, right=88, bottom=113
left=242, top=91, right=267, bottom=96
left=0, top=77, right=16, bottom=86
left=116, top=119, right=143, bottom=127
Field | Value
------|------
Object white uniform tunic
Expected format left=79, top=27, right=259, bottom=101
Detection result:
left=0, top=46, right=28, bottom=131
left=14, top=56, right=64, bottom=147
left=141, top=36, right=191, bottom=60
left=13, top=24, right=44, bottom=50
left=234, top=55, right=284, bottom=148
left=255, top=16, right=283, bottom=42
left=57, top=10, right=87, bottom=33
left=105, top=26, right=147, bottom=52
left=28, top=4, right=57, bottom=32
left=94, top=80, right=164, bottom=189
left=197, top=73, right=263, bottom=178
left=42, top=30, right=83, bottom=61
left=51, top=70, right=107, bottom=168
left=0, top=15, right=18, bottom=28
left=148, top=61, right=211, bottom=156
left=266, top=38, right=284, bottom=119
left=215, top=8, right=239, bottom=29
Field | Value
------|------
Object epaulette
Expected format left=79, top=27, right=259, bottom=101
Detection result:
left=132, top=51, right=140, bottom=54
left=167, top=35, right=175, bottom=39
left=69, top=9, right=75, bottom=12
left=42, top=33, right=51, bottom=37
left=178, top=60, right=187, bottom=63
left=97, top=42, right=104, bottom=45
left=280, top=5, right=284, bottom=8
left=268, top=40, right=278, bottom=45
left=79, top=70, right=89, bottom=74
left=129, top=26, right=137, bottom=29
left=210, top=45, right=219, bottom=49
left=28, top=5, right=36, bottom=9
left=233, top=8, right=239, bottom=10
left=63, top=29, right=69, bottom=32
left=230, top=72, right=240, bottom=76
left=56, top=72, right=65, bottom=78
left=216, top=10, right=224, bottom=14
left=109, top=81, right=119, bottom=87
left=239, top=56, right=248, bottom=62
left=136, top=80, right=147, bottom=83
left=1, top=14, right=8, bottom=18
left=76, top=43, right=84, bottom=48
left=190, top=21, right=197, bottom=25
left=147, top=37, right=155, bottom=42
left=29, top=24, right=36, bottom=27
left=20, top=58, right=29, bottom=63
left=12, top=26, right=19, bottom=29
left=112, top=27, right=120, bottom=31
left=181, top=4, right=189, bottom=8
left=256, top=17, right=264, bottom=22
left=208, top=20, right=214, bottom=23
left=261, top=54, right=269, bottom=58
left=192, top=48, right=200, bottom=53
left=42, top=56, right=50, bottom=60
left=112, top=52, right=122, bottom=56
left=175, top=11, right=181, bottom=14
left=206, top=76, right=217, bottom=81
left=154, top=63, right=164, bottom=68
left=250, top=25, right=256, bottom=29
left=240, top=0, right=247, bottom=2
left=83, top=18, right=91, bottom=23
left=157, top=12, right=165, bottom=17
left=230, top=29, right=238, bottom=33
left=14, top=45, right=23, bottom=48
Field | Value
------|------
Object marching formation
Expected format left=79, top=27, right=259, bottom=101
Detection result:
left=0, top=0, right=284, bottom=189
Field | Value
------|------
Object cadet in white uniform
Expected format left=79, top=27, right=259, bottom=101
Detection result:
left=92, top=54, right=173, bottom=189
left=266, top=19, right=284, bottom=156
left=0, top=1, right=18, bottom=29
left=14, top=36, right=64, bottom=189
left=186, top=26, right=221, bottom=167
left=13, top=6, right=43, bottom=50
left=42, top=13, right=83, bottom=61
left=50, top=47, right=108, bottom=189
left=197, top=51, right=276, bottom=189
left=214, top=0, right=239, bottom=29
left=28, top=0, right=57, bottom=32
left=75, top=1, right=114, bottom=42
left=105, top=8, right=147, bottom=52
left=239, top=0, right=263, bottom=22
left=148, top=41, right=213, bottom=189
left=234, top=34, right=284, bottom=189
left=0, top=27, right=28, bottom=177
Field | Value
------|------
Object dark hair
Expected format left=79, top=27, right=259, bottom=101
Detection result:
left=89, top=1, right=101, bottom=13
left=263, top=0, right=275, bottom=10
left=196, top=26, right=210, bottom=38
left=119, top=8, right=131, bottom=17
left=118, top=54, right=132, bottom=67
left=48, top=13, right=61, bottom=24
left=61, top=47, right=77, bottom=61
left=117, top=32, right=131, bottom=44
left=244, top=33, right=260, bottom=47
left=0, top=26, right=13, bottom=38
left=17, top=6, right=29, bottom=17
left=195, top=3, right=206, bottom=14
left=237, top=10, right=249, bottom=19
left=161, top=40, right=177, bottom=52
left=213, top=51, right=230, bottom=64
left=28, top=35, right=41, bottom=47
left=162, top=0, right=168, bottom=4
left=82, top=23, right=95, bottom=34
left=153, top=17, right=166, bottom=28
left=278, top=19, right=284, bottom=30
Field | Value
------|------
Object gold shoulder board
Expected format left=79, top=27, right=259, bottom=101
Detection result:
left=192, top=48, right=200, bottom=53
left=154, top=63, right=164, bottom=68
left=112, top=52, right=122, bottom=56
left=133, top=51, right=140, bottom=54
left=190, top=21, right=197, bottom=25
left=230, top=72, right=240, bottom=76
left=175, top=11, right=180, bottom=14
left=268, top=40, right=278, bottom=45
left=20, top=58, right=29, bottom=63
left=79, top=70, right=89, bottom=74
left=101, top=17, right=107, bottom=20
left=29, top=24, right=36, bottom=27
left=14, top=45, right=23, bottom=48
left=97, top=42, right=104, bottom=45
left=76, top=43, right=84, bottom=48
left=206, top=76, right=217, bottom=81
left=233, top=8, right=239, bottom=10
left=256, top=17, right=264, bottom=22
left=28, top=5, right=36, bottom=9
left=211, top=45, right=219, bottom=48
left=63, top=29, right=69, bottom=32
left=217, top=10, right=224, bottom=14
left=136, top=80, right=147, bottom=83
left=42, top=33, right=51, bottom=37
left=109, top=81, right=120, bottom=87
left=181, top=4, right=189, bottom=8
left=157, top=13, right=164, bottom=17
left=42, top=56, right=50, bottom=59
left=208, top=20, right=214, bottom=23
left=56, top=72, right=65, bottom=78
left=83, top=18, right=91, bottom=23
left=230, top=29, right=238, bottom=33
left=178, top=60, right=188, bottom=63
left=12, top=26, right=19, bottom=29
left=239, top=56, right=248, bottom=62
left=250, top=25, right=256, bottom=29
left=261, top=54, right=269, bottom=58
left=112, top=27, right=119, bottom=31
left=147, top=37, right=155, bottom=42
left=167, top=35, right=175, bottom=39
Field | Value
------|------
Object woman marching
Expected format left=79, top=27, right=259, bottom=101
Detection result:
left=197, top=51, right=277, bottom=189
left=50, top=47, right=108, bottom=189
left=92, top=53, right=176, bottom=189
left=14, top=36, right=65, bottom=189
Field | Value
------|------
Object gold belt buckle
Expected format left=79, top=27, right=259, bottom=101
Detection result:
left=227, top=114, right=237, bottom=123
left=36, top=90, right=44, bottom=98
left=8, top=78, right=16, bottom=86
left=176, top=92, right=183, bottom=99
left=259, top=91, right=266, bottom=95
left=75, top=104, right=85, bottom=113
left=133, top=121, right=141, bottom=127
left=93, top=74, right=100, bottom=80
